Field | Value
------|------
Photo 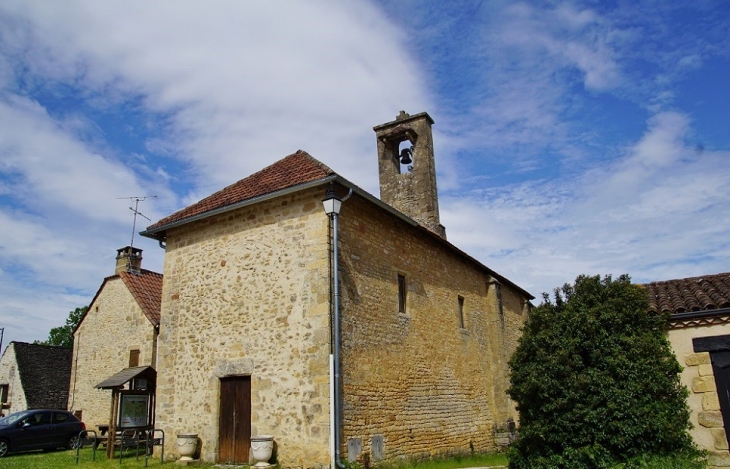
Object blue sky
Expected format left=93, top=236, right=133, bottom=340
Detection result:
left=0, top=0, right=728, bottom=346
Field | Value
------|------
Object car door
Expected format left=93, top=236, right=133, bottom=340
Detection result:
left=50, top=412, right=76, bottom=447
left=15, top=411, right=52, bottom=450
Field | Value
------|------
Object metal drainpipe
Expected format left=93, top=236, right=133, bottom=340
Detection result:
left=331, top=188, right=351, bottom=469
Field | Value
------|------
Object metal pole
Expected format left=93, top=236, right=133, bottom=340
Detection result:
left=0, top=328, right=4, bottom=355
left=332, top=212, right=345, bottom=468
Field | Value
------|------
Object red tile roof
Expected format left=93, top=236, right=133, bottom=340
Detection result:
left=147, top=150, right=334, bottom=231
left=644, top=272, right=730, bottom=314
left=119, top=270, right=163, bottom=325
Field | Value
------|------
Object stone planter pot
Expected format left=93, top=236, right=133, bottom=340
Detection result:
left=250, top=435, right=274, bottom=467
left=177, top=433, right=198, bottom=461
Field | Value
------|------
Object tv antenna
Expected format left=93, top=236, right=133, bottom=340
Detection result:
left=118, top=195, right=157, bottom=247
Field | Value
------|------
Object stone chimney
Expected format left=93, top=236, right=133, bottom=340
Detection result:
left=115, top=246, right=143, bottom=274
left=373, top=111, right=446, bottom=238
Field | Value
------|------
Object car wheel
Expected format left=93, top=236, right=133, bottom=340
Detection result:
left=67, top=434, right=81, bottom=450
left=0, top=439, right=8, bottom=457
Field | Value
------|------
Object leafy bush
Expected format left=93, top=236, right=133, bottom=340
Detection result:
left=507, top=274, right=697, bottom=469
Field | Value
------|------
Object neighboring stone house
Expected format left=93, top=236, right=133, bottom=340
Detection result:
left=644, top=272, right=730, bottom=468
left=0, top=342, right=72, bottom=415
left=67, top=246, right=162, bottom=429
left=141, top=111, right=533, bottom=466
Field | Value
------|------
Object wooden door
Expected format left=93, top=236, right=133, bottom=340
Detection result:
left=219, top=376, right=251, bottom=464
left=711, top=351, right=730, bottom=448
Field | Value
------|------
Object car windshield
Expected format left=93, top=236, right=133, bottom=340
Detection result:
left=0, top=410, right=33, bottom=425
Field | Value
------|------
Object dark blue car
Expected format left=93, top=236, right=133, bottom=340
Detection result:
left=0, top=409, right=86, bottom=457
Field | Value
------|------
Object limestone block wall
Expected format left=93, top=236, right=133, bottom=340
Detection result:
left=68, top=278, right=157, bottom=428
left=0, top=344, right=28, bottom=414
left=337, top=196, right=528, bottom=462
left=668, top=324, right=730, bottom=468
left=155, top=188, right=332, bottom=467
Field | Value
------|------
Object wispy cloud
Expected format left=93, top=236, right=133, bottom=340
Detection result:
left=443, top=110, right=730, bottom=296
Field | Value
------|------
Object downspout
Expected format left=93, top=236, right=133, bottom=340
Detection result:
left=330, top=188, right=352, bottom=469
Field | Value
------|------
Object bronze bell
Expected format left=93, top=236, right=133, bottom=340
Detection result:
left=399, top=147, right=413, bottom=165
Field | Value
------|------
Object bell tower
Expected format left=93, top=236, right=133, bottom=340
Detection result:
left=373, top=111, right=446, bottom=238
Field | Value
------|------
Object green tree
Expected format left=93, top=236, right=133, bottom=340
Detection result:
left=507, top=274, right=697, bottom=469
left=35, top=306, right=87, bottom=349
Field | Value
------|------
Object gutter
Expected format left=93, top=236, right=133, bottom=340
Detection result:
left=668, top=307, right=730, bottom=322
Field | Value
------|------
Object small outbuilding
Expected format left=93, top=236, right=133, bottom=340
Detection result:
left=0, top=341, right=72, bottom=415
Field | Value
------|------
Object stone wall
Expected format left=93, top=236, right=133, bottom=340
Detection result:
left=154, top=187, right=332, bottom=467
left=338, top=195, right=527, bottom=462
left=0, top=344, right=28, bottom=414
left=68, top=278, right=157, bottom=428
left=668, top=324, right=730, bottom=468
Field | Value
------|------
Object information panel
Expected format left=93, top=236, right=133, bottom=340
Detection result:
left=119, top=394, right=149, bottom=428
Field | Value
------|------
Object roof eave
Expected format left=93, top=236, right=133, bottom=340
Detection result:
left=668, top=307, right=730, bottom=322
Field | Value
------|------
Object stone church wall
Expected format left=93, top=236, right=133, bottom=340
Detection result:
left=337, top=195, right=528, bottom=463
left=151, top=182, right=528, bottom=467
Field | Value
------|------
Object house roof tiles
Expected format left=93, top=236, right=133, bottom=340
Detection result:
left=146, top=150, right=334, bottom=231
left=644, top=272, right=730, bottom=314
left=119, top=270, right=163, bottom=325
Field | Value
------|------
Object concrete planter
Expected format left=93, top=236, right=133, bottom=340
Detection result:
left=250, top=435, right=274, bottom=467
left=176, top=433, right=198, bottom=461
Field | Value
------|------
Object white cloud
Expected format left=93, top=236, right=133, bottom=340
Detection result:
left=0, top=0, right=430, bottom=196
left=495, top=2, right=621, bottom=91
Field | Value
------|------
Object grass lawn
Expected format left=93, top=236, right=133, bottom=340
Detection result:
left=0, top=449, right=706, bottom=469
left=0, top=446, right=213, bottom=468
left=0, top=449, right=509, bottom=469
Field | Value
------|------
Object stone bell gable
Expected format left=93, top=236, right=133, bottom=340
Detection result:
left=374, top=111, right=445, bottom=238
